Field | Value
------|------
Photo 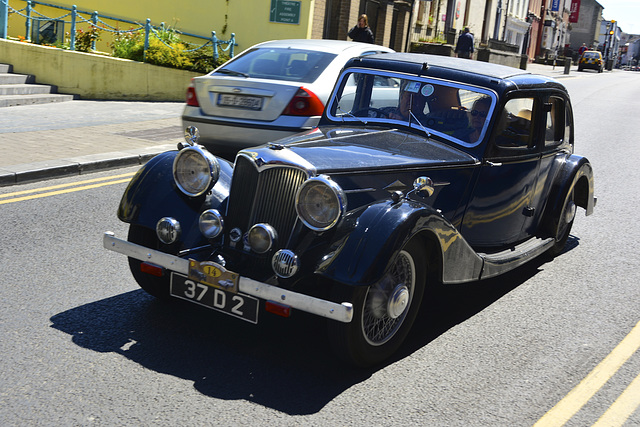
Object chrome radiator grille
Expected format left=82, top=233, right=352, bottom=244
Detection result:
left=226, top=155, right=308, bottom=248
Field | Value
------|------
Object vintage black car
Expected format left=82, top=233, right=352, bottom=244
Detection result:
left=104, top=53, right=595, bottom=367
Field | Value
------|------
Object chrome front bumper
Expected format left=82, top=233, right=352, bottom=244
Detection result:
left=103, top=232, right=353, bottom=323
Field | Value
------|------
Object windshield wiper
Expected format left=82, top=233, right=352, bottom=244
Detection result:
left=409, top=110, right=431, bottom=140
left=216, top=69, right=249, bottom=78
left=336, top=106, right=367, bottom=125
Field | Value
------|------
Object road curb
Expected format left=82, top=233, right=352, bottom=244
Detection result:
left=0, top=143, right=176, bottom=187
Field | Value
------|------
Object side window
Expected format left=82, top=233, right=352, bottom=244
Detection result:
left=564, top=102, right=573, bottom=146
left=545, top=97, right=565, bottom=148
left=495, top=98, right=535, bottom=149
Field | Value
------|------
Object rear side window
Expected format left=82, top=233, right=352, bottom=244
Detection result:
left=494, top=98, right=535, bottom=149
left=545, top=97, right=565, bottom=148
left=215, top=48, right=336, bottom=83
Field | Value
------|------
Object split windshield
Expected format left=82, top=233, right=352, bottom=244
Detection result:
left=328, top=70, right=496, bottom=147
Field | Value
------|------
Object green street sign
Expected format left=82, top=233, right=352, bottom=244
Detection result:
left=269, top=0, right=300, bottom=25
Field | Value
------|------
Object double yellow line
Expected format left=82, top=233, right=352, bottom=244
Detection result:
left=535, top=319, right=640, bottom=426
left=0, top=172, right=135, bottom=205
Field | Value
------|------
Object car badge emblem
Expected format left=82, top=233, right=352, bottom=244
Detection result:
left=229, top=227, right=242, bottom=242
left=232, top=88, right=242, bottom=93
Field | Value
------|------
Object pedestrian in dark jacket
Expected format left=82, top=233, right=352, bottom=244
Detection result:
left=455, top=27, right=474, bottom=59
left=348, top=14, right=374, bottom=44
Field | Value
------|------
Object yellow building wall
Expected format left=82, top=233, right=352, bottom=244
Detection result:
left=5, top=0, right=316, bottom=53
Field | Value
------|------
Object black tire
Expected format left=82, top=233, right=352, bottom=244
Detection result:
left=548, top=189, right=576, bottom=257
left=327, top=239, right=426, bottom=367
left=127, top=224, right=171, bottom=299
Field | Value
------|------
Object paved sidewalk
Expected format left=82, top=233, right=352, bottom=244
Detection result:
left=0, top=62, right=579, bottom=187
left=0, top=100, right=184, bottom=186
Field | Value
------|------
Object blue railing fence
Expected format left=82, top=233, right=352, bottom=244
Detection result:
left=0, top=0, right=236, bottom=62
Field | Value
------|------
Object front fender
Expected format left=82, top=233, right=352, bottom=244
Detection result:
left=117, top=151, right=233, bottom=246
left=316, top=199, right=483, bottom=287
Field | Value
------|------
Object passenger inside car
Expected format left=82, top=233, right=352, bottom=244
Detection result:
left=452, top=96, right=491, bottom=143
left=422, top=84, right=469, bottom=133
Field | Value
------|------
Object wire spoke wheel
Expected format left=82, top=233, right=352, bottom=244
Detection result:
left=362, top=250, right=415, bottom=346
left=327, top=239, right=426, bottom=367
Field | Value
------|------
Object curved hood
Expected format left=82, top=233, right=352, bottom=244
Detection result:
left=239, top=127, right=478, bottom=173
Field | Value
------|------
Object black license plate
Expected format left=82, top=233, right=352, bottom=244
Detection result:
left=170, top=273, right=259, bottom=324
left=217, top=94, right=263, bottom=110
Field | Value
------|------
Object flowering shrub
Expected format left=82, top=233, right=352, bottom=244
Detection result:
left=74, top=26, right=102, bottom=52
left=110, top=28, right=228, bottom=73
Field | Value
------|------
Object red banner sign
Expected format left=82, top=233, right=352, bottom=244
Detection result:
left=569, top=0, right=581, bottom=23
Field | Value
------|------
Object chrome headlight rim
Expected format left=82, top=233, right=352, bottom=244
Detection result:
left=156, top=217, right=181, bottom=244
left=295, top=175, right=346, bottom=232
left=199, top=209, right=224, bottom=239
left=248, top=223, right=278, bottom=254
left=172, top=145, right=220, bottom=197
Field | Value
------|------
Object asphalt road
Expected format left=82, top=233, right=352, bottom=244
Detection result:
left=0, top=69, right=639, bottom=425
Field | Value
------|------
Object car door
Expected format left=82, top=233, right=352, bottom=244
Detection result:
left=461, top=95, right=542, bottom=248
left=525, top=93, right=574, bottom=235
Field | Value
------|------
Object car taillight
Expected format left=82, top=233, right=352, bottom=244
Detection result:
left=186, top=81, right=199, bottom=107
left=283, top=87, right=324, bottom=116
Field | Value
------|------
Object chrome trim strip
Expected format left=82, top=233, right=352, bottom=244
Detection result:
left=103, top=232, right=353, bottom=323
left=236, top=148, right=316, bottom=176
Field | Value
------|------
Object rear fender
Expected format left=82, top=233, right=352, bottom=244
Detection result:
left=542, top=154, right=595, bottom=236
left=316, top=199, right=483, bottom=287
left=117, top=151, right=233, bottom=247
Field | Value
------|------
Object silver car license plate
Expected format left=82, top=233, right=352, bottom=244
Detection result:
left=217, top=93, right=263, bottom=110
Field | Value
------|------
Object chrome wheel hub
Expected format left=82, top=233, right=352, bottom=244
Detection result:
left=387, top=285, right=409, bottom=319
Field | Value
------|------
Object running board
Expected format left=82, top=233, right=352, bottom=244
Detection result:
left=479, top=237, right=555, bottom=280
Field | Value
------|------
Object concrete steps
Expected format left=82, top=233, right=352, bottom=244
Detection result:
left=0, top=63, right=75, bottom=107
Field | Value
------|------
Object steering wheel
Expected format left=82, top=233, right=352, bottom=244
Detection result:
left=351, top=107, right=390, bottom=119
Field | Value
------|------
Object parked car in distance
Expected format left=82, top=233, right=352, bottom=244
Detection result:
left=578, top=50, right=604, bottom=72
left=105, top=53, right=596, bottom=367
left=182, top=39, right=393, bottom=158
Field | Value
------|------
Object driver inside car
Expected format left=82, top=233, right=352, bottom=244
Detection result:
left=383, top=81, right=427, bottom=122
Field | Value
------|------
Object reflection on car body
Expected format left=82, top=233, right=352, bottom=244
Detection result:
left=105, top=53, right=596, bottom=367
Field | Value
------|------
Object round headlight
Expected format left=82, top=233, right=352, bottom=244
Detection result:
left=248, top=224, right=277, bottom=254
left=156, top=217, right=181, bottom=244
left=173, top=146, right=220, bottom=197
left=295, top=176, right=346, bottom=231
left=199, top=209, right=224, bottom=239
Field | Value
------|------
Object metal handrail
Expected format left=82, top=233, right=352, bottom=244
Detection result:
left=0, top=0, right=236, bottom=63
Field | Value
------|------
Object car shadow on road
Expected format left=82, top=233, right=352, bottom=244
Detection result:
left=50, top=236, right=578, bottom=415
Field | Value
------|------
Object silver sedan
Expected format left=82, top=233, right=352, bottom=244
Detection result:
left=181, top=39, right=393, bottom=156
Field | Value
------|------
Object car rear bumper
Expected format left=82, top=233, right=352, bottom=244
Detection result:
left=103, top=232, right=353, bottom=323
left=182, top=106, right=320, bottom=151
left=579, top=62, right=602, bottom=70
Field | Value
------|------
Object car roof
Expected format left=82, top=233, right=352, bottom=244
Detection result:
left=351, top=52, right=530, bottom=79
left=251, top=39, right=394, bottom=54
left=342, top=52, right=566, bottom=92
